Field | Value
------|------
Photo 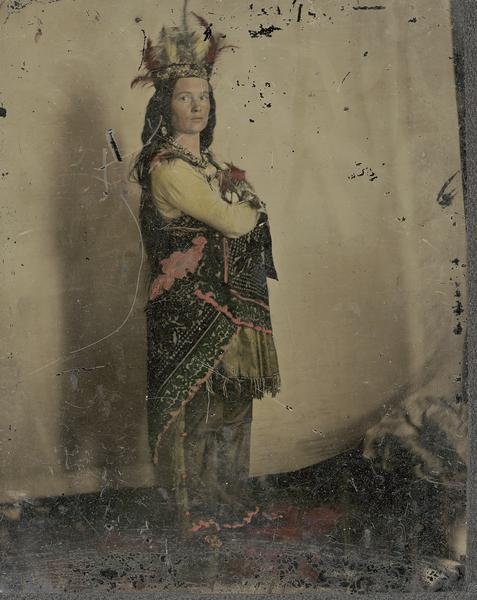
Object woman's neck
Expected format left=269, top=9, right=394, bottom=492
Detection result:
left=172, top=132, right=201, bottom=158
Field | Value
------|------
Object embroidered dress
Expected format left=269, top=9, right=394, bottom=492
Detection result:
left=140, top=142, right=280, bottom=524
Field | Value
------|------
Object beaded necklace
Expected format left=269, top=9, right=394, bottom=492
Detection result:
left=164, top=136, right=210, bottom=170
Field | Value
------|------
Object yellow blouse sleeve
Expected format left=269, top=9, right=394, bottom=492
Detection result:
left=150, top=159, right=259, bottom=239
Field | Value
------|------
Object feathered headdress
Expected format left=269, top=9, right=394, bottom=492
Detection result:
left=131, top=0, right=235, bottom=89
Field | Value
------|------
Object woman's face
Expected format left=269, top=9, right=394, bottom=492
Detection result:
left=170, top=77, right=211, bottom=137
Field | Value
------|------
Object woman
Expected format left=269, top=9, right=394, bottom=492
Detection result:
left=130, top=7, right=280, bottom=531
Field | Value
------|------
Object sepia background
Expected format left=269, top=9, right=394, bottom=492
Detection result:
left=0, top=0, right=466, bottom=505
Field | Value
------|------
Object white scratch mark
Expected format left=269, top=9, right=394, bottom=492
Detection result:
left=64, top=400, right=88, bottom=409
left=27, top=356, right=63, bottom=377
left=205, top=388, right=211, bottom=424
left=24, top=189, right=144, bottom=375
left=101, top=147, right=108, bottom=196
left=69, top=191, right=144, bottom=354
left=421, top=238, right=437, bottom=251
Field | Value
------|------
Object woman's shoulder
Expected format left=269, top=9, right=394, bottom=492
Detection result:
left=149, top=156, right=216, bottom=203
left=149, top=155, right=196, bottom=179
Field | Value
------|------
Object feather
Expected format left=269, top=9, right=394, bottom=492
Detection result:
left=212, top=38, right=238, bottom=65
left=218, top=164, right=247, bottom=195
left=191, top=11, right=210, bottom=29
left=155, top=27, right=168, bottom=64
left=194, top=35, right=208, bottom=62
left=131, top=2, right=238, bottom=88
left=192, top=11, right=217, bottom=64
left=130, top=75, right=155, bottom=89
left=182, top=0, right=190, bottom=32
left=206, top=35, right=218, bottom=65
left=163, top=33, right=178, bottom=63
left=226, top=163, right=247, bottom=181
left=144, top=37, right=160, bottom=72
left=191, top=11, right=235, bottom=66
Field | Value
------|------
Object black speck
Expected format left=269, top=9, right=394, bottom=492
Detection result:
left=249, top=118, right=255, bottom=123
left=0, top=107, right=7, bottom=118
left=107, top=129, right=123, bottom=162
left=440, top=193, right=455, bottom=208
left=341, top=71, right=351, bottom=84
left=297, top=3, right=303, bottom=22
left=249, top=24, right=282, bottom=38
left=451, top=258, right=460, bottom=266
left=344, top=107, right=349, bottom=111
left=408, top=17, right=417, bottom=23
left=453, top=300, right=464, bottom=316
left=352, top=5, right=386, bottom=10
left=363, top=51, right=369, bottom=57
left=135, top=17, right=142, bottom=23
left=436, top=171, right=459, bottom=208
left=453, top=322, right=463, bottom=335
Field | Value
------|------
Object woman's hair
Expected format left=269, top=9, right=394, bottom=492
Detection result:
left=130, top=77, right=217, bottom=189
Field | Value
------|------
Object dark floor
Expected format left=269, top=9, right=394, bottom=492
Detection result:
left=0, top=444, right=466, bottom=594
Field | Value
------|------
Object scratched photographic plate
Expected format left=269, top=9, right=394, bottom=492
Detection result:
left=0, top=0, right=471, bottom=595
